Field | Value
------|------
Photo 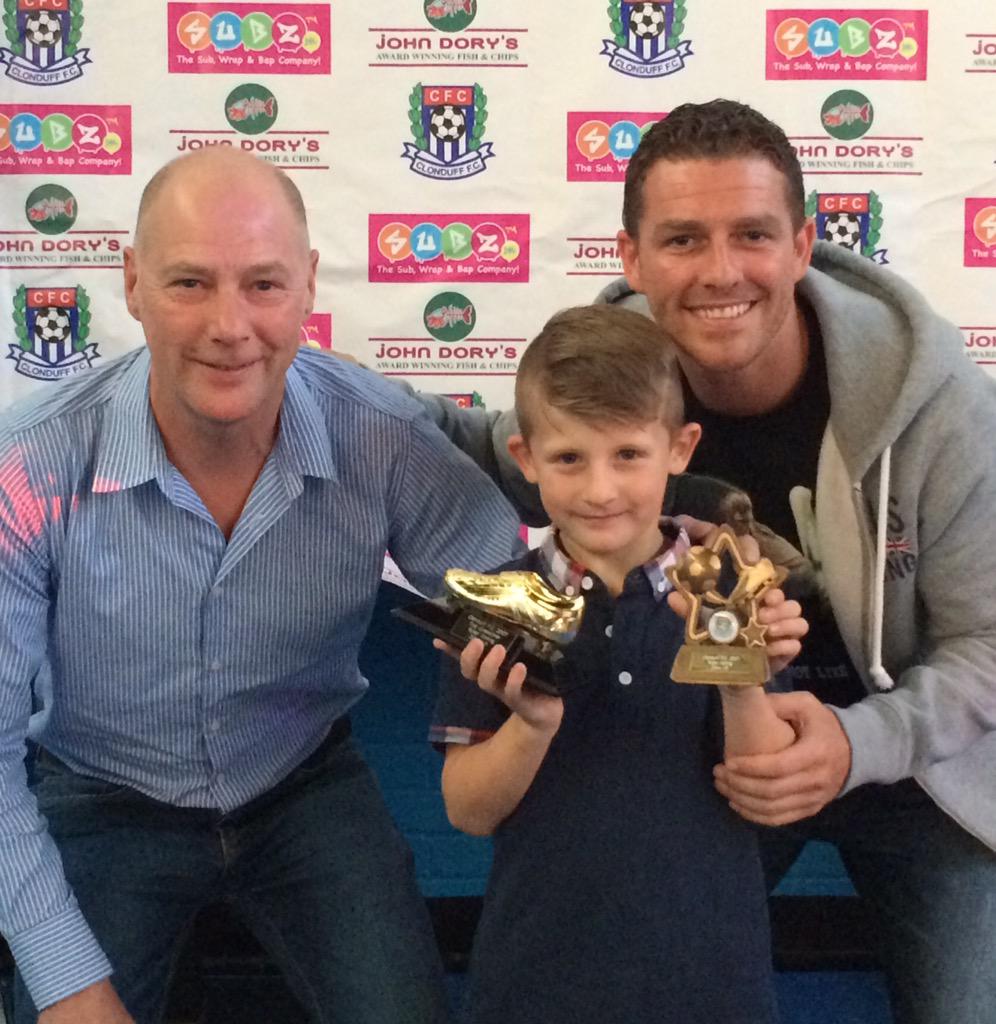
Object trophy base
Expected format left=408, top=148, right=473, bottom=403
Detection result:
left=392, top=598, right=572, bottom=697
left=670, top=644, right=769, bottom=686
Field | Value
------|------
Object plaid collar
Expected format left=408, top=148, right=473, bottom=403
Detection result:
left=537, top=517, right=690, bottom=602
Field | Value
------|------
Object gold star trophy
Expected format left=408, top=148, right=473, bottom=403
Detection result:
left=392, top=569, right=585, bottom=696
left=665, top=525, right=787, bottom=686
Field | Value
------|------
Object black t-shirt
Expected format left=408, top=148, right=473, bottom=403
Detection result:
left=683, top=305, right=867, bottom=707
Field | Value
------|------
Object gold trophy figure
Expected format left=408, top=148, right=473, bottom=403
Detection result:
left=393, top=569, right=585, bottom=696
left=666, top=525, right=787, bottom=686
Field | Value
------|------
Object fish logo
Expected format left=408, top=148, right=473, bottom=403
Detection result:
left=402, top=83, right=493, bottom=180
left=8, top=284, right=100, bottom=381
left=0, top=0, right=91, bottom=85
left=424, top=0, right=476, bottom=32
left=24, top=183, right=77, bottom=235
left=224, top=84, right=278, bottom=134
left=601, top=1, right=692, bottom=79
left=424, top=292, right=475, bottom=341
left=444, top=390, right=485, bottom=408
left=806, top=190, right=888, bottom=265
left=820, top=90, right=874, bottom=141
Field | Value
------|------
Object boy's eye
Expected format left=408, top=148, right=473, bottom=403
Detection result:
left=173, top=279, right=200, bottom=289
left=617, top=449, right=641, bottom=461
left=555, top=452, right=579, bottom=465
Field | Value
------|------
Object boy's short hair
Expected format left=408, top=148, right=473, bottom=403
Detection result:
left=515, top=305, right=684, bottom=438
left=622, top=98, right=805, bottom=236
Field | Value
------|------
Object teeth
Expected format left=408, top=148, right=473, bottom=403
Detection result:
left=693, top=302, right=752, bottom=320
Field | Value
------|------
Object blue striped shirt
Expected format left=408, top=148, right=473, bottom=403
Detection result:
left=0, top=346, right=521, bottom=1009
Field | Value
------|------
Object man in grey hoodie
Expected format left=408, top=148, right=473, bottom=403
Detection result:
left=422, top=100, right=996, bottom=1024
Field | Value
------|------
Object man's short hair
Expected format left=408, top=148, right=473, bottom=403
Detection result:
left=134, top=151, right=308, bottom=249
left=622, top=99, right=805, bottom=236
left=515, top=305, right=684, bottom=438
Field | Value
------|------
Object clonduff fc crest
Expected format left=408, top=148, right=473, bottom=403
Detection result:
left=807, top=190, right=889, bottom=265
left=9, top=284, right=100, bottom=380
left=402, top=83, right=493, bottom=180
left=0, top=0, right=90, bottom=85
left=602, top=1, right=692, bottom=78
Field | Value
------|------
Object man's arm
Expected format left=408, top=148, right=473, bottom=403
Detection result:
left=408, top=389, right=546, bottom=525
left=384, top=411, right=524, bottom=595
left=716, top=375, right=996, bottom=824
left=0, top=444, right=116, bottom=1012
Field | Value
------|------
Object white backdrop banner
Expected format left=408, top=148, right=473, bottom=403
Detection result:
left=2, top=1, right=995, bottom=415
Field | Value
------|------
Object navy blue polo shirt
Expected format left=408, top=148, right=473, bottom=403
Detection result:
left=431, top=523, right=778, bottom=1024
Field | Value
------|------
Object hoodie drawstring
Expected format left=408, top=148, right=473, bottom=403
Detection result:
left=869, top=446, right=895, bottom=691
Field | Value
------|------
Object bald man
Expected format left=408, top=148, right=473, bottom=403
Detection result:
left=0, top=149, right=521, bottom=1024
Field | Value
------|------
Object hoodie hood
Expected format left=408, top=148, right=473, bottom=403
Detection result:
left=801, top=241, right=964, bottom=481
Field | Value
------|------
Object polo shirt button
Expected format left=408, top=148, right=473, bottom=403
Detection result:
left=581, top=576, right=594, bottom=591
left=618, top=671, right=632, bottom=686
left=604, top=624, right=613, bottom=638
left=657, top=580, right=667, bottom=593
left=564, top=585, right=576, bottom=596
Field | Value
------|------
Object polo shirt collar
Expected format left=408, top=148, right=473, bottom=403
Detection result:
left=537, top=517, right=690, bottom=602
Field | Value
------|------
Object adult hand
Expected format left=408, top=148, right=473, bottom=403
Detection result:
left=434, top=637, right=563, bottom=734
left=39, top=979, right=134, bottom=1024
left=713, top=691, right=852, bottom=825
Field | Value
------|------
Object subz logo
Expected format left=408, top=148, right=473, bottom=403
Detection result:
left=807, top=190, right=888, bottom=264
left=0, top=0, right=90, bottom=85
left=601, top=1, right=692, bottom=79
left=402, top=83, right=493, bottom=180
left=8, top=284, right=100, bottom=380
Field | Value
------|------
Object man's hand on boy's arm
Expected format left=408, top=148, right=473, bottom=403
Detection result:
left=713, top=693, right=852, bottom=825
left=435, top=637, right=564, bottom=836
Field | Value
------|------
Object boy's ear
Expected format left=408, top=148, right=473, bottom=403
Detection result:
left=667, top=421, right=702, bottom=475
left=507, top=433, right=539, bottom=484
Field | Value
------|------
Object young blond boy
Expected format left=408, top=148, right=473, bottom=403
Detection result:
left=430, top=305, right=806, bottom=1024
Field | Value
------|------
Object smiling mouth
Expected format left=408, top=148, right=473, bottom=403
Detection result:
left=199, top=358, right=260, bottom=373
left=688, top=301, right=756, bottom=320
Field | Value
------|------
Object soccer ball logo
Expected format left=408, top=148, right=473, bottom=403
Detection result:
left=429, top=105, right=466, bottom=142
left=34, top=307, right=72, bottom=346
left=24, top=10, right=62, bottom=48
left=823, top=213, right=862, bottom=250
left=629, top=2, right=666, bottom=38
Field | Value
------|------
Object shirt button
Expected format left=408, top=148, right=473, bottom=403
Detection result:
left=215, top=771, right=225, bottom=785
left=604, top=624, right=613, bottom=638
left=209, top=659, right=222, bottom=672
left=209, top=719, right=221, bottom=733
left=564, top=585, right=576, bottom=596
left=657, top=580, right=667, bottom=593
left=581, top=576, right=594, bottom=591
left=618, top=671, right=632, bottom=686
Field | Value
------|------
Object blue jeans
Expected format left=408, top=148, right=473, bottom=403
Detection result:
left=14, top=724, right=449, bottom=1024
left=760, top=779, right=996, bottom=1024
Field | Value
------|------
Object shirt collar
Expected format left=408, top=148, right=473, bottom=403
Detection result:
left=537, top=517, right=690, bottom=602
left=92, top=349, right=338, bottom=495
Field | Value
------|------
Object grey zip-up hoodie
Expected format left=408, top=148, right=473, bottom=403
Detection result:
left=416, top=240, right=996, bottom=850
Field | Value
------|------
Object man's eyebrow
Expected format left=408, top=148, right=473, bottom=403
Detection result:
left=649, top=213, right=785, bottom=235
left=158, top=261, right=293, bottom=278
left=160, top=261, right=211, bottom=278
